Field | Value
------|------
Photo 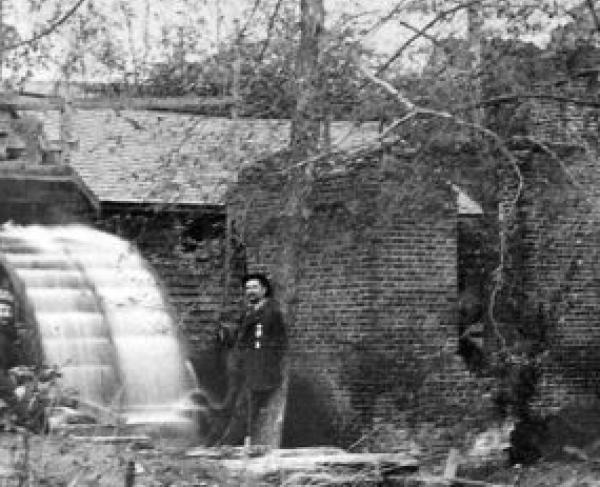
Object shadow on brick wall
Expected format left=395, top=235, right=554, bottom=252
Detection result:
left=282, top=372, right=339, bottom=447
left=189, top=347, right=229, bottom=401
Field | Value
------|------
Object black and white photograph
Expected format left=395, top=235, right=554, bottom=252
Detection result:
left=0, top=0, right=596, bottom=485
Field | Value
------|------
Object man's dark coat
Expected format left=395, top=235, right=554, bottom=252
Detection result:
left=232, top=299, right=287, bottom=391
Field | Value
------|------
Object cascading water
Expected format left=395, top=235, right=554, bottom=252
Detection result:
left=0, top=223, right=198, bottom=431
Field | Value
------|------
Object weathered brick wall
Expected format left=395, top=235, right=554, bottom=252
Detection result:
left=529, top=77, right=600, bottom=148
left=229, top=153, right=495, bottom=450
left=507, top=148, right=600, bottom=415
left=490, top=47, right=600, bottom=415
left=492, top=50, right=600, bottom=413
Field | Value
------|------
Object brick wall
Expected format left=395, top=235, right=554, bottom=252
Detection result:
left=485, top=44, right=600, bottom=414
left=229, top=152, right=495, bottom=449
left=486, top=48, right=600, bottom=415
left=529, top=77, right=600, bottom=149
left=507, top=147, right=600, bottom=415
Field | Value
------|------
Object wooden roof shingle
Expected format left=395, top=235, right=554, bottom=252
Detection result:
left=33, top=109, right=381, bottom=206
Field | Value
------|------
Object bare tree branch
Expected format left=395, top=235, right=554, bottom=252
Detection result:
left=361, top=2, right=440, bottom=46
left=120, top=1, right=140, bottom=87
left=333, top=9, right=381, bottom=31
left=356, top=57, right=416, bottom=111
left=4, top=0, right=88, bottom=51
left=396, top=19, right=441, bottom=46
left=586, top=0, right=600, bottom=33
left=375, top=0, right=482, bottom=77
left=257, top=0, right=285, bottom=62
left=379, top=111, right=419, bottom=139
left=141, top=0, right=151, bottom=72
left=362, top=1, right=407, bottom=37
left=237, top=0, right=262, bottom=41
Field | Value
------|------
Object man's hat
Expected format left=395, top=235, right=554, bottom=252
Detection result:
left=242, top=273, right=272, bottom=297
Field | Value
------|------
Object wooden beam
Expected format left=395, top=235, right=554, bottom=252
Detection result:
left=71, top=435, right=152, bottom=444
left=0, top=95, right=236, bottom=112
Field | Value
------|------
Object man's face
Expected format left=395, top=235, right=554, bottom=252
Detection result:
left=245, top=279, right=266, bottom=304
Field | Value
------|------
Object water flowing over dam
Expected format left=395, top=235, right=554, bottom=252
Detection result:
left=0, top=224, right=197, bottom=427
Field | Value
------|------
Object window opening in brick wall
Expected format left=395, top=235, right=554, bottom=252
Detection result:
left=179, top=215, right=225, bottom=253
left=458, top=214, right=488, bottom=371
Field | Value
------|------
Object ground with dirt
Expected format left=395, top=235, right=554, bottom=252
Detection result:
left=0, top=433, right=223, bottom=486
left=1, top=432, right=600, bottom=486
left=483, top=462, right=600, bottom=487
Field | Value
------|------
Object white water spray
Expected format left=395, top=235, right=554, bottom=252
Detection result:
left=0, top=224, right=198, bottom=428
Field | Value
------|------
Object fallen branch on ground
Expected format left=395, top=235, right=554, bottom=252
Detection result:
left=410, top=474, right=513, bottom=487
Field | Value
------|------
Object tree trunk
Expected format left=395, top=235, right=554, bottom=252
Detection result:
left=290, top=0, right=324, bottom=158
left=467, top=2, right=484, bottom=128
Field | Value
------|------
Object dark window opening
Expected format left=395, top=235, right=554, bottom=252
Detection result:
left=179, top=215, right=225, bottom=253
left=458, top=214, right=496, bottom=371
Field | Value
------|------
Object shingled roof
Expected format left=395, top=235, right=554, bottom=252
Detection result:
left=32, top=109, right=381, bottom=206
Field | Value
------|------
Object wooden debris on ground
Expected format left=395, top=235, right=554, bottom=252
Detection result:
left=70, top=435, right=153, bottom=445
left=396, top=448, right=512, bottom=487
left=443, top=448, right=461, bottom=479
left=185, top=445, right=515, bottom=486
left=185, top=446, right=419, bottom=486
left=405, top=473, right=513, bottom=487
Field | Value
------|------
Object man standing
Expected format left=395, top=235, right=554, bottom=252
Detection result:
left=215, top=273, right=288, bottom=445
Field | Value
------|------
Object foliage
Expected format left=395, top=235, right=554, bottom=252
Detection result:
left=0, top=365, right=68, bottom=434
left=140, top=28, right=382, bottom=120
